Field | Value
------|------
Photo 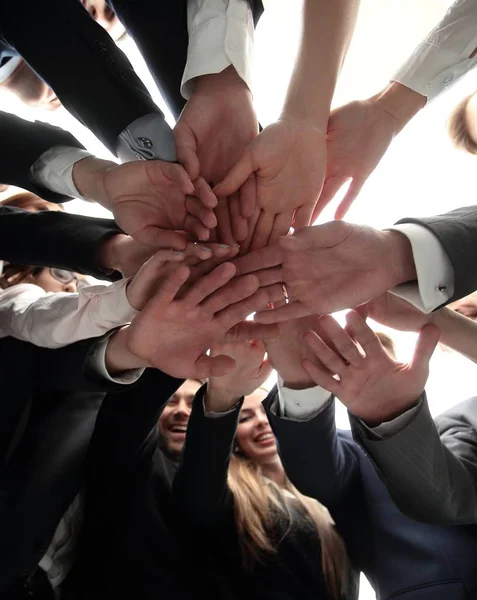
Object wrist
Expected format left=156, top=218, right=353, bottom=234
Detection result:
left=205, top=383, right=242, bottom=413
left=193, top=65, right=250, bottom=98
left=105, top=326, right=148, bottom=374
left=72, top=156, right=116, bottom=207
left=386, top=230, right=417, bottom=285
left=372, top=82, right=426, bottom=134
left=360, top=397, right=421, bottom=427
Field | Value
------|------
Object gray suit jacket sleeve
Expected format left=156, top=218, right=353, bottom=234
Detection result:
left=350, top=394, right=477, bottom=525
left=397, top=205, right=477, bottom=304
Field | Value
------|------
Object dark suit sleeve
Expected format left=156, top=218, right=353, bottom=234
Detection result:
left=0, top=206, right=121, bottom=280
left=86, top=369, right=182, bottom=482
left=110, top=0, right=264, bottom=120
left=351, top=395, right=477, bottom=525
left=173, top=386, right=240, bottom=527
left=0, top=111, right=84, bottom=202
left=0, top=0, right=165, bottom=155
left=397, top=205, right=477, bottom=304
left=264, top=392, right=360, bottom=509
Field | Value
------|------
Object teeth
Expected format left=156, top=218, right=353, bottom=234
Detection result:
left=171, top=426, right=187, bottom=433
left=255, top=433, right=274, bottom=442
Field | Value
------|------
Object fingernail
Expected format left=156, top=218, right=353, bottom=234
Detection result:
left=172, top=251, right=185, bottom=256
left=198, top=246, right=213, bottom=252
left=218, top=244, right=231, bottom=249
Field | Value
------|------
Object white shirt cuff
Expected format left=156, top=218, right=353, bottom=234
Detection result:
left=389, top=223, right=453, bottom=312
left=359, top=400, right=423, bottom=439
left=0, top=55, right=22, bottom=84
left=277, top=376, right=332, bottom=421
left=202, top=396, right=241, bottom=418
left=89, top=334, right=145, bottom=385
left=31, top=146, right=94, bottom=201
left=392, top=0, right=477, bottom=101
left=181, top=0, right=254, bottom=99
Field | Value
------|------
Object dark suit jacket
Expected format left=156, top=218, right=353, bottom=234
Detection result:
left=398, top=206, right=477, bottom=305
left=0, top=0, right=163, bottom=155
left=0, top=206, right=122, bottom=280
left=0, top=335, right=137, bottom=595
left=0, top=111, right=84, bottom=202
left=265, top=394, right=477, bottom=600
left=109, top=0, right=264, bottom=119
left=351, top=395, right=477, bottom=527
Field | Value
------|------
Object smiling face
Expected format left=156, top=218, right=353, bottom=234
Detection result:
left=157, top=379, right=202, bottom=459
left=235, top=388, right=276, bottom=464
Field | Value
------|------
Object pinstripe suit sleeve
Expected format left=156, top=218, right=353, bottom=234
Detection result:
left=350, top=393, right=477, bottom=525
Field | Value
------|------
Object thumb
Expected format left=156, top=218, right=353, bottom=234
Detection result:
left=293, top=205, right=314, bottom=230
left=174, top=125, right=200, bottom=181
left=161, top=162, right=194, bottom=195
left=278, top=226, right=319, bottom=252
left=213, top=147, right=256, bottom=197
left=410, top=323, right=440, bottom=372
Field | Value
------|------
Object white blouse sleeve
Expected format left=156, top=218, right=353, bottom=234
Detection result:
left=0, top=279, right=139, bottom=349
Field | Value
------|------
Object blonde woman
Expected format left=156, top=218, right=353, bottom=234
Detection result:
left=172, top=340, right=353, bottom=600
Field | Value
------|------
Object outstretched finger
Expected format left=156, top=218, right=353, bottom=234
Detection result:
left=345, top=310, right=383, bottom=360
left=303, top=330, right=348, bottom=376
left=318, top=314, right=363, bottom=366
left=149, top=265, right=191, bottom=306
left=254, top=300, right=314, bottom=323
left=335, top=178, right=365, bottom=220
left=312, top=176, right=348, bottom=222
left=224, top=321, right=279, bottom=342
left=185, top=262, right=237, bottom=307
left=232, top=244, right=283, bottom=275
left=183, top=214, right=210, bottom=242
left=229, top=192, right=249, bottom=242
left=185, top=196, right=217, bottom=229
left=269, top=211, right=294, bottom=246
left=174, top=124, right=200, bottom=181
left=213, top=147, right=255, bottom=197
left=215, top=197, right=237, bottom=246
left=131, top=227, right=188, bottom=251
left=160, top=161, right=195, bottom=195
left=192, top=176, right=218, bottom=209
left=203, top=274, right=259, bottom=315
left=126, top=249, right=186, bottom=310
left=239, top=175, right=257, bottom=219
left=410, top=323, right=440, bottom=373
left=302, top=358, right=341, bottom=396
left=293, top=204, right=314, bottom=231
left=249, top=210, right=275, bottom=251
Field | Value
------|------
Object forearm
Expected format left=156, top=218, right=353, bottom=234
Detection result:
left=281, top=0, right=359, bottom=127
left=370, top=82, right=426, bottom=135
left=431, top=307, right=477, bottom=363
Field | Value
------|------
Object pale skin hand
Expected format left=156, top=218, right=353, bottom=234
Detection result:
left=206, top=339, right=273, bottom=413
left=174, top=66, right=259, bottom=245
left=73, top=157, right=218, bottom=248
left=125, top=262, right=283, bottom=379
left=314, top=84, right=426, bottom=220
left=301, top=311, right=440, bottom=426
left=214, top=120, right=327, bottom=249
left=231, top=222, right=418, bottom=323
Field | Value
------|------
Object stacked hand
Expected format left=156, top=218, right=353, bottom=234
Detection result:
left=301, top=311, right=440, bottom=425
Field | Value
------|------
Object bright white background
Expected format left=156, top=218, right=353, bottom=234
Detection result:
left=2, top=2, right=477, bottom=597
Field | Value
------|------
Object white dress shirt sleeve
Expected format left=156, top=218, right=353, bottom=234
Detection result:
left=30, top=145, right=94, bottom=201
left=181, top=0, right=254, bottom=99
left=0, top=279, right=139, bottom=349
left=393, top=0, right=477, bottom=101
left=388, top=223, right=454, bottom=312
left=277, top=376, right=332, bottom=421
left=357, top=399, right=423, bottom=439
left=87, top=332, right=145, bottom=384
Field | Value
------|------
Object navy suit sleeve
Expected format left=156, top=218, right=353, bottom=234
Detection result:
left=264, top=392, right=360, bottom=508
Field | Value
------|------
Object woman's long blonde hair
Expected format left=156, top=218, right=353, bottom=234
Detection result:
left=227, top=455, right=349, bottom=598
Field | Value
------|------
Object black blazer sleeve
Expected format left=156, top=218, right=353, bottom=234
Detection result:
left=0, top=206, right=121, bottom=280
left=397, top=205, right=477, bottom=304
left=0, top=111, right=85, bottom=202
left=173, top=386, right=241, bottom=528
left=86, top=368, right=182, bottom=484
left=0, top=0, right=164, bottom=154
left=109, top=0, right=264, bottom=120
